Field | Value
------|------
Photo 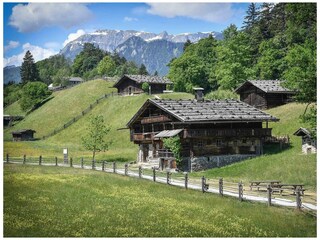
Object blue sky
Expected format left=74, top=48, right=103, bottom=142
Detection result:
left=3, top=2, right=250, bottom=67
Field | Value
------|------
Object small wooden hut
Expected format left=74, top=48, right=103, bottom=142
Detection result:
left=235, top=80, right=295, bottom=109
left=12, top=129, right=36, bottom=141
left=293, top=127, right=316, bottom=154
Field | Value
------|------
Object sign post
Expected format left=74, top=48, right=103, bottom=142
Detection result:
left=63, top=148, right=68, bottom=164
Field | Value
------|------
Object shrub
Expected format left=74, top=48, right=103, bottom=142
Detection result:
left=142, top=82, right=150, bottom=93
left=205, top=89, right=239, bottom=100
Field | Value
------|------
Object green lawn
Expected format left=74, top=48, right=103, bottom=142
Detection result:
left=3, top=164, right=316, bottom=237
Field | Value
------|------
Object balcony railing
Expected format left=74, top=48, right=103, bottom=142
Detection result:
left=131, top=132, right=158, bottom=141
left=141, top=115, right=171, bottom=124
left=184, top=128, right=272, bottom=138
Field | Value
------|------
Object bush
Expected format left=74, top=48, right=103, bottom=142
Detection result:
left=205, top=90, right=239, bottom=100
left=142, top=82, right=150, bottom=93
left=20, top=82, right=52, bottom=111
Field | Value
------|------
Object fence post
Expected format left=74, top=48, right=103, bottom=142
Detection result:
left=267, top=184, right=272, bottom=206
left=238, top=182, right=243, bottom=202
left=166, top=171, right=171, bottom=184
left=296, top=187, right=302, bottom=209
left=81, top=157, right=84, bottom=168
left=70, top=157, right=73, bottom=167
left=102, top=161, right=105, bottom=171
left=23, top=155, right=26, bottom=164
left=39, top=155, right=42, bottom=165
left=113, top=162, right=116, bottom=173
left=6, top=154, right=9, bottom=163
left=153, top=167, right=156, bottom=182
left=139, top=166, right=142, bottom=178
left=219, top=178, right=223, bottom=196
left=125, top=164, right=128, bottom=176
left=55, top=157, right=58, bottom=166
left=202, top=176, right=207, bottom=193
left=184, top=172, right=188, bottom=189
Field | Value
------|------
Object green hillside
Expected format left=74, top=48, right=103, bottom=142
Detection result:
left=4, top=79, right=116, bottom=140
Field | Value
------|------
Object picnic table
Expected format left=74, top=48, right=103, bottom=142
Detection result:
left=249, top=180, right=281, bottom=191
left=271, top=184, right=305, bottom=195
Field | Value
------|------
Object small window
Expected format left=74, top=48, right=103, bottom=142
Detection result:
left=216, top=139, right=223, bottom=147
left=242, top=139, right=247, bottom=144
left=197, top=140, right=204, bottom=148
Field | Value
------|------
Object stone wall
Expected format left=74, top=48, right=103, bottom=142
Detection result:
left=181, top=154, right=256, bottom=171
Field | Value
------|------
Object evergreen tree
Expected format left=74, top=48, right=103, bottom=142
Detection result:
left=20, top=50, right=40, bottom=84
left=183, top=39, right=192, bottom=51
left=138, top=64, right=149, bottom=75
left=242, top=3, right=259, bottom=32
left=72, top=43, right=105, bottom=77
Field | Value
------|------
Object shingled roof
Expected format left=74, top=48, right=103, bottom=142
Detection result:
left=235, top=80, right=295, bottom=94
left=114, top=75, right=172, bottom=87
left=127, top=98, right=279, bottom=126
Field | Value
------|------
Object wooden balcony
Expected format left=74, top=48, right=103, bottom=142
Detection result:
left=131, top=132, right=157, bottom=142
left=141, top=115, right=171, bottom=124
left=184, top=128, right=272, bottom=138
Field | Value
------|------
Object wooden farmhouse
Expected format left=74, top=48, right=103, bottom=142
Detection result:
left=127, top=89, right=279, bottom=171
left=235, top=80, right=295, bottom=109
left=114, top=75, right=172, bottom=95
left=11, top=129, right=36, bottom=141
left=293, top=128, right=316, bottom=154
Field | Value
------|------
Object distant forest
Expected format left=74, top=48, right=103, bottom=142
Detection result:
left=168, top=3, right=316, bottom=99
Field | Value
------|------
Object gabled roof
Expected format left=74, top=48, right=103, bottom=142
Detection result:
left=12, top=129, right=36, bottom=134
left=114, top=75, right=172, bottom=88
left=69, top=77, right=83, bottom=82
left=235, top=80, right=295, bottom=94
left=293, top=127, right=312, bottom=138
left=127, top=98, right=279, bottom=127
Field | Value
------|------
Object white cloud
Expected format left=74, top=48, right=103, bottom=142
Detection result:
left=9, top=3, right=92, bottom=33
left=146, top=3, right=237, bottom=23
left=124, top=17, right=138, bottom=22
left=4, top=41, right=20, bottom=52
left=44, top=42, right=61, bottom=51
left=63, top=29, right=86, bottom=47
left=4, top=43, right=58, bottom=67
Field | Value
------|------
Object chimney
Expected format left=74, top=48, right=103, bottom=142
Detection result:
left=193, top=87, right=204, bottom=102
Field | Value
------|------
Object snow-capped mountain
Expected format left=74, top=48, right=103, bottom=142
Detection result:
left=60, top=29, right=223, bottom=75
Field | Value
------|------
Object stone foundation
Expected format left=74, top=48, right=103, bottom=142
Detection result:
left=182, top=154, right=256, bottom=171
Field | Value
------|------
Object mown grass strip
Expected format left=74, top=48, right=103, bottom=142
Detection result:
left=4, top=164, right=316, bottom=237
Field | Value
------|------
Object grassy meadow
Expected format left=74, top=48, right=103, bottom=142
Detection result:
left=3, top=164, right=316, bottom=237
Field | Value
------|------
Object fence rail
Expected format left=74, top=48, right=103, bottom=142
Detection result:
left=3, top=154, right=316, bottom=213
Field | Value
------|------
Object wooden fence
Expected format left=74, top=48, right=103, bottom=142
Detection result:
left=41, top=92, right=121, bottom=140
left=4, top=154, right=315, bottom=213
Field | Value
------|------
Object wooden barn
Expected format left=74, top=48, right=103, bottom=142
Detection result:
left=235, top=80, right=295, bottom=109
left=114, top=75, right=172, bottom=95
left=127, top=89, right=279, bottom=171
left=293, top=127, right=316, bottom=154
left=12, top=129, right=36, bottom=141
left=69, top=77, right=83, bottom=85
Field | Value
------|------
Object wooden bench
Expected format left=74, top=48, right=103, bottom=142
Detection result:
left=249, top=180, right=281, bottom=191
